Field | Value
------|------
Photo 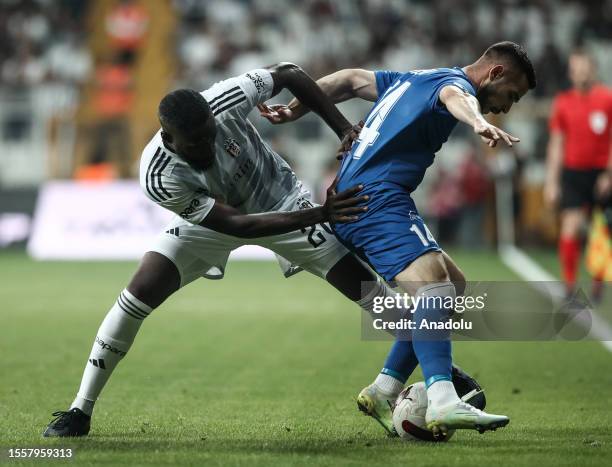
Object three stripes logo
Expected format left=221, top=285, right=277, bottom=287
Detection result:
left=89, top=358, right=106, bottom=369
left=116, top=291, right=152, bottom=321
left=145, top=147, right=173, bottom=203
left=165, top=227, right=180, bottom=237
left=209, top=86, right=246, bottom=116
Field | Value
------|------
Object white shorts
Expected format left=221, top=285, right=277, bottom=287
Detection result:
left=148, top=195, right=350, bottom=287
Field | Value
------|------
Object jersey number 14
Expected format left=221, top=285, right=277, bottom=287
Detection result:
left=352, top=81, right=411, bottom=160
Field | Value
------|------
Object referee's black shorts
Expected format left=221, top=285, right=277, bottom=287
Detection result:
left=561, top=168, right=611, bottom=210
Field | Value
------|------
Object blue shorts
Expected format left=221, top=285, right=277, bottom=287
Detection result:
left=333, top=183, right=441, bottom=281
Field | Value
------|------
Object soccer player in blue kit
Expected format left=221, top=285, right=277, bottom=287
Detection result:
left=260, top=41, right=536, bottom=437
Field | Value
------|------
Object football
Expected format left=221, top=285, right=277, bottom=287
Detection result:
left=393, top=382, right=455, bottom=442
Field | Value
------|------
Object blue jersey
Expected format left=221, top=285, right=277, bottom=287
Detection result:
left=337, top=67, right=475, bottom=193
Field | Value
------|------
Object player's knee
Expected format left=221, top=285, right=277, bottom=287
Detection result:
left=125, top=280, right=156, bottom=309
left=414, top=281, right=456, bottom=319
left=394, top=252, right=450, bottom=294
left=126, top=275, right=178, bottom=309
left=431, top=267, right=451, bottom=284
left=416, top=281, right=456, bottom=299
left=560, top=210, right=585, bottom=237
left=326, top=253, right=377, bottom=301
left=450, top=268, right=467, bottom=296
left=427, top=253, right=452, bottom=283
left=126, top=252, right=181, bottom=309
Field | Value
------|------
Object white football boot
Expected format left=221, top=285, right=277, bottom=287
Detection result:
left=356, top=384, right=397, bottom=436
left=426, top=399, right=509, bottom=438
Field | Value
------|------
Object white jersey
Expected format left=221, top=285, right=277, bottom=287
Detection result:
left=139, top=69, right=303, bottom=225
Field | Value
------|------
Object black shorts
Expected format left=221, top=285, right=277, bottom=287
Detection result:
left=561, top=168, right=611, bottom=210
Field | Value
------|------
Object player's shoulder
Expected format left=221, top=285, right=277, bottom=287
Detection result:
left=603, top=86, right=612, bottom=110
left=139, top=131, right=186, bottom=203
left=405, top=67, right=463, bottom=78
left=200, top=68, right=274, bottom=119
left=436, top=67, right=471, bottom=82
left=140, top=131, right=164, bottom=172
left=406, top=67, right=470, bottom=84
left=550, top=89, right=575, bottom=115
left=416, top=67, right=475, bottom=94
left=592, top=84, right=612, bottom=99
left=592, top=85, right=612, bottom=113
left=201, top=78, right=249, bottom=119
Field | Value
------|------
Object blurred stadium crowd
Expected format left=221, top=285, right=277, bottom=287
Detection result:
left=0, top=0, right=90, bottom=88
left=173, top=0, right=610, bottom=95
left=0, top=0, right=610, bottom=248
left=3, top=0, right=610, bottom=97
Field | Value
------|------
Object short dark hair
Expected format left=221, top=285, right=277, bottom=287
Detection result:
left=158, top=89, right=211, bottom=134
left=483, top=41, right=537, bottom=89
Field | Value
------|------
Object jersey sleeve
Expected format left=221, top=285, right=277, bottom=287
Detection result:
left=430, top=74, right=476, bottom=110
left=204, top=68, right=274, bottom=119
left=548, top=96, right=565, bottom=134
left=144, top=174, right=216, bottom=225
left=374, top=70, right=402, bottom=97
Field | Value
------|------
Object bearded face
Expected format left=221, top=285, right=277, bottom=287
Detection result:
left=476, top=66, right=529, bottom=115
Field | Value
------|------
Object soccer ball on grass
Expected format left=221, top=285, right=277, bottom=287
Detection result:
left=392, top=382, right=455, bottom=442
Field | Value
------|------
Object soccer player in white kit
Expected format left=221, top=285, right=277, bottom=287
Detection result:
left=42, top=62, right=389, bottom=437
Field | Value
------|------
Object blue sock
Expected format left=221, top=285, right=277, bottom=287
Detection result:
left=380, top=305, right=418, bottom=383
left=381, top=339, right=418, bottom=383
left=411, top=283, right=455, bottom=387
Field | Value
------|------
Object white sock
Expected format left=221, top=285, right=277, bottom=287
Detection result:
left=357, top=276, right=399, bottom=317
left=426, top=380, right=460, bottom=409
left=71, top=289, right=152, bottom=416
left=360, top=277, right=409, bottom=399
left=374, top=373, right=404, bottom=397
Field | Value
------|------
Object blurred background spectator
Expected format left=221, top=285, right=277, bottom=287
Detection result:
left=0, top=0, right=610, bottom=249
left=105, top=0, right=149, bottom=65
left=86, top=52, right=134, bottom=179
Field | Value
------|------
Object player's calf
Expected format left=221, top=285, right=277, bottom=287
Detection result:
left=43, top=289, right=154, bottom=437
left=43, top=252, right=179, bottom=437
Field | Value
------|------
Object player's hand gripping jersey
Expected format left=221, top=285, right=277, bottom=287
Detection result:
left=139, top=69, right=303, bottom=224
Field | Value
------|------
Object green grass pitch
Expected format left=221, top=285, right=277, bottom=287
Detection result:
left=1, top=250, right=611, bottom=466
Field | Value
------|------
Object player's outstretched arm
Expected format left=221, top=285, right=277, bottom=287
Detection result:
left=262, top=62, right=353, bottom=139
left=199, top=183, right=368, bottom=238
left=259, top=69, right=377, bottom=124
left=439, top=85, right=520, bottom=148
